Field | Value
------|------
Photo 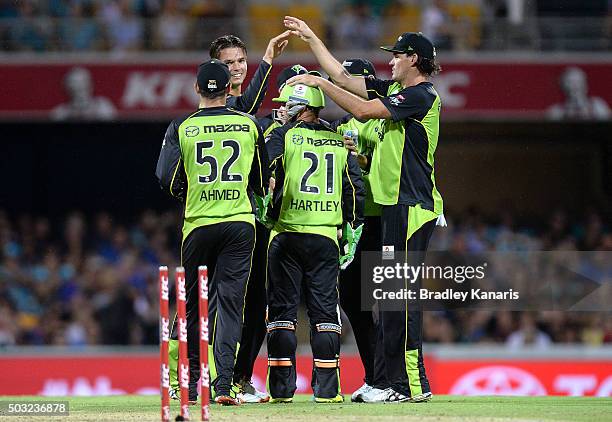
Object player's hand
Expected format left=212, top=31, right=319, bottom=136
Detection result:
left=284, top=16, right=316, bottom=43
left=286, top=74, right=320, bottom=88
left=263, top=30, right=291, bottom=63
left=356, top=154, right=368, bottom=169
left=343, top=135, right=358, bottom=156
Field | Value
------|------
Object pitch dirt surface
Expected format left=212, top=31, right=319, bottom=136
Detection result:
left=0, top=395, right=610, bottom=421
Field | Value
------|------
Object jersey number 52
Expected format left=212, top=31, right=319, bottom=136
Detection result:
left=195, top=140, right=243, bottom=184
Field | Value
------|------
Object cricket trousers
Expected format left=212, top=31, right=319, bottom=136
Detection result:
left=338, top=216, right=380, bottom=386
left=266, top=232, right=342, bottom=400
left=182, top=221, right=255, bottom=398
left=378, top=204, right=436, bottom=397
left=233, top=221, right=269, bottom=384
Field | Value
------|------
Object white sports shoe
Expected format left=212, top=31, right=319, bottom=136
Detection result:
left=237, top=379, right=270, bottom=403
left=361, top=387, right=388, bottom=403
left=382, top=388, right=410, bottom=403
left=351, top=383, right=373, bottom=402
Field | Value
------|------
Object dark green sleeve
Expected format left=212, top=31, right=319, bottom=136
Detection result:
left=155, top=119, right=185, bottom=201
left=342, top=152, right=365, bottom=227
left=250, top=121, right=269, bottom=197
left=265, top=125, right=289, bottom=221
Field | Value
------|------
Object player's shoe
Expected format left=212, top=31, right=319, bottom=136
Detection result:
left=214, top=395, right=241, bottom=406
left=351, top=383, right=373, bottom=402
left=169, top=387, right=180, bottom=401
left=236, top=378, right=270, bottom=403
left=314, top=394, right=344, bottom=403
left=382, top=388, right=410, bottom=403
left=409, top=392, right=433, bottom=402
left=361, top=387, right=388, bottom=403
left=269, top=397, right=293, bottom=403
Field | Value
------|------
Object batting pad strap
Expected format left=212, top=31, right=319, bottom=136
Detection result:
left=268, top=358, right=293, bottom=367
left=315, top=323, right=341, bottom=335
left=313, top=358, right=339, bottom=369
left=267, top=320, right=295, bottom=332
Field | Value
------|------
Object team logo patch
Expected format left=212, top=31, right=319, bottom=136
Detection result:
left=291, top=134, right=304, bottom=145
left=389, top=96, right=401, bottom=106
left=185, top=126, right=199, bottom=137
left=207, top=79, right=217, bottom=89
left=293, top=84, right=307, bottom=97
left=292, top=64, right=306, bottom=73
left=382, top=245, right=395, bottom=260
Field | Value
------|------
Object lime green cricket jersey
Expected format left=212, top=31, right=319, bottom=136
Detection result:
left=365, top=79, right=443, bottom=215
left=265, top=120, right=364, bottom=243
left=155, top=106, right=269, bottom=239
left=331, top=115, right=383, bottom=217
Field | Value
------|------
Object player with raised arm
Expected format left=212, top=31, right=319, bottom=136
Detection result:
left=264, top=82, right=365, bottom=403
left=285, top=16, right=445, bottom=403
left=156, top=59, right=269, bottom=405
left=167, top=31, right=289, bottom=402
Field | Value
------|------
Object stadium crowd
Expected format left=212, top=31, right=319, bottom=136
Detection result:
left=0, top=207, right=609, bottom=347
left=0, top=0, right=609, bottom=52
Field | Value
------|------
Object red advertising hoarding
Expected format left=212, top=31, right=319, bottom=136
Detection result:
left=1, top=353, right=610, bottom=397
left=1, top=60, right=610, bottom=120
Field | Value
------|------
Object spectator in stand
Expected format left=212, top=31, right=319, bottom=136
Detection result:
left=100, top=0, right=144, bottom=52
left=58, top=1, right=101, bottom=51
left=421, top=0, right=454, bottom=50
left=506, top=312, right=552, bottom=348
left=9, top=0, right=52, bottom=51
left=335, top=2, right=380, bottom=49
left=152, top=0, right=189, bottom=50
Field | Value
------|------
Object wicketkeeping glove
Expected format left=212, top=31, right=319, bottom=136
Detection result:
left=339, top=223, right=363, bottom=270
left=254, top=191, right=275, bottom=229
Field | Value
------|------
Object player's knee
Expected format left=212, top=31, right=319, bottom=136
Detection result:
left=267, top=320, right=297, bottom=357
left=311, top=322, right=341, bottom=359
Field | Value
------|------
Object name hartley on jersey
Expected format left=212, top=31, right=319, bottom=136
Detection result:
left=289, top=198, right=340, bottom=212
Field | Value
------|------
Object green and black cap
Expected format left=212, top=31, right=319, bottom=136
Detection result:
left=276, top=64, right=308, bottom=91
left=380, top=32, right=436, bottom=60
left=341, top=58, right=376, bottom=77
left=197, top=59, right=230, bottom=93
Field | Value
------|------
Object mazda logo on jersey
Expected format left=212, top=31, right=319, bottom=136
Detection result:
left=292, top=134, right=304, bottom=145
left=185, top=126, right=200, bottom=137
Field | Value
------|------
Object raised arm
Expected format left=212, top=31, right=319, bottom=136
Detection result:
left=232, top=31, right=291, bottom=114
left=284, top=16, right=368, bottom=99
left=288, top=74, right=391, bottom=121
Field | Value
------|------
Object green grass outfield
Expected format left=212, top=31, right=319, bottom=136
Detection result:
left=1, top=395, right=610, bottom=422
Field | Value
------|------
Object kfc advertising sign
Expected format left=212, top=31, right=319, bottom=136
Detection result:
left=0, top=353, right=610, bottom=397
left=1, top=60, right=610, bottom=120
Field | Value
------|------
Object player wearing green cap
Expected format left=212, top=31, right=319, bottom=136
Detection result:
left=263, top=83, right=364, bottom=403
left=284, top=16, right=445, bottom=403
